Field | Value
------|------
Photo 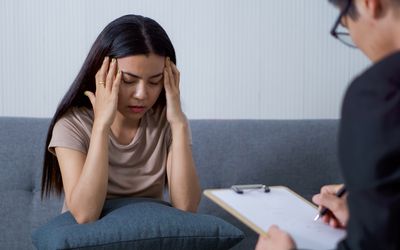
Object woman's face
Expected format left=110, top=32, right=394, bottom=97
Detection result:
left=116, top=53, right=165, bottom=120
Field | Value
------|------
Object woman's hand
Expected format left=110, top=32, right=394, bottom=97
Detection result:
left=312, top=184, right=349, bottom=228
left=84, top=57, right=122, bottom=128
left=164, top=57, right=186, bottom=126
left=255, top=225, right=296, bottom=250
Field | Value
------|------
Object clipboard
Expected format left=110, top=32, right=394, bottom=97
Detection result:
left=204, top=186, right=346, bottom=250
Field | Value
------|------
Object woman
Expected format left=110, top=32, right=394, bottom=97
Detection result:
left=41, top=14, right=201, bottom=224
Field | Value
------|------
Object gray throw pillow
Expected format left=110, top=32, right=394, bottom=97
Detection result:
left=32, top=198, right=244, bottom=250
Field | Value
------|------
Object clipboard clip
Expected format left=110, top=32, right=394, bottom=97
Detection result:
left=231, top=184, right=270, bottom=194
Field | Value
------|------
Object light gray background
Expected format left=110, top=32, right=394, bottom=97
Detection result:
left=0, top=0, right=370, bottom=119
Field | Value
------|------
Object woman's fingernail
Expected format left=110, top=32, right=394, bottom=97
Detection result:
left=84, top=91, right=89, bottom=96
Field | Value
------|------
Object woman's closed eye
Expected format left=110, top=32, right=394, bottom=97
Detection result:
left=121, top=72, right=163, bottom=85
left=149, top=76, right=163, bottom=85
left=122, top=76, right=139, bottom=84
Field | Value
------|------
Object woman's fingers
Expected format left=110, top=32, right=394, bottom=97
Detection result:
left=170, top=59, right=180, bottom=88
left=106, top=58, right=117, bottom=91
left=94, top=57, right=118, bottom=93
left=164, top=57, right=181, bottom=94
left=164, top=66, right=171, bottom=92
left=95, top=57, right=109, bottom=91
left=166, top=57, right=175, bottom=88
left=112, top=69, right=122, bottom=96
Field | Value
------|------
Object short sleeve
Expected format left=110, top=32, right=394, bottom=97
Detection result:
left=48, top=112, right=90, bottom=156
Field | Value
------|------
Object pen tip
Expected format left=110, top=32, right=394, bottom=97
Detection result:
left=314, top=214, right=320, bottom=221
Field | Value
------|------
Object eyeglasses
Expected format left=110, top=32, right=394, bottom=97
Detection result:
left=330, top=0, right=357, bottom=48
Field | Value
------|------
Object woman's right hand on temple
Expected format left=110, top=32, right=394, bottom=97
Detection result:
left=84, top=56, right=122, bottom=128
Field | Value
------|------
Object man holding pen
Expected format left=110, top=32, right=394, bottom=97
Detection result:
left=256, top=0, right=400, bottom=249
left=313, top=184, right=348, bottom=228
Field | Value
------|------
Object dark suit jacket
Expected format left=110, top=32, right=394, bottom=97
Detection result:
left=337, top=51, right=400, bottom=250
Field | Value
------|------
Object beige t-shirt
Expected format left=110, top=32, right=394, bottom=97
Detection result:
left=49, top=106, right=185, bottom=212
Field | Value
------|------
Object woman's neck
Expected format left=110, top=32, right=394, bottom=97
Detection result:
left=110, top=113, right=141, bottom=145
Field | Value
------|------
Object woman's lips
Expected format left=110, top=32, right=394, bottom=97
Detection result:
left=128, top=106, right=145, bottom=113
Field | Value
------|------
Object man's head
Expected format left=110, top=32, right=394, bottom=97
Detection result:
left=329, top=0, right=400, bottom=62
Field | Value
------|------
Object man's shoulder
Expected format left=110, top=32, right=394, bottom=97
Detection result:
left=345, top=51, right=400, bottom=102
left=353, top=51, right=400, bottom=88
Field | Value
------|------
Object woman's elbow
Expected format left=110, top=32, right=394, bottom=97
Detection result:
left=177, top=204, right=198, bottom=213
left=70, top=208, right=100, bottom=224
left=176, top=197, right=201, bottom=213
left=74, top=213, right=99, bottom=224
left=185, top=205, right=199, bottom=213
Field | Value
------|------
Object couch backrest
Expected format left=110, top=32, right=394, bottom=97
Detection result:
left=0, top=117, right=342, bottom=250
left=190, top=119, right=343, bottom=249
left=191, top=119, right=342, bottom=199
left=0, top=117, right=63, bottom=249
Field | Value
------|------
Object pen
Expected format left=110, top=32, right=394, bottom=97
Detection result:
left=314, top=185, right=347, bottom=221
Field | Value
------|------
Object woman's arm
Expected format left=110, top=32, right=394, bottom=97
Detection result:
left=55, top=123, right=109, bottom=224
left=164, top=57, right=201, bottom=212
left=166, top=122, right=201, bottom=212
left=57, top=57, right=121, bottom=223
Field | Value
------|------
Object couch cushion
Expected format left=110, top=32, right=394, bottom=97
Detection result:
left=32, top=198, right=244, bottom=250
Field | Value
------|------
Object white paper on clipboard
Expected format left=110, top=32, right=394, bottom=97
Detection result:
left=204, top=186, right=346, bottom=250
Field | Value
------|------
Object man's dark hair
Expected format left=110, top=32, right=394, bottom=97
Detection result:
left=328, top=0, right=358, bottom=19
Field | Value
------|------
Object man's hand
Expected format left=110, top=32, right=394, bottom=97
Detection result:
left=312, top=184, right=349, bottom=228
left=255, top=225, right=296, bottom=250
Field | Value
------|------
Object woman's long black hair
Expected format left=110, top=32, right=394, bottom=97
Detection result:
left=41, top=14, right=176, bottom=198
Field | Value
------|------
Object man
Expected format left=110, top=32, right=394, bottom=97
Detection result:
left=256, top=0, right=400, bottom=249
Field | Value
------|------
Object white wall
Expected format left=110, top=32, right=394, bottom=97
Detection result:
left=0, top=0, right=370, bottom=119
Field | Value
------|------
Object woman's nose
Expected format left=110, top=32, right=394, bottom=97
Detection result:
left=133, top=82, right=147, bottom=100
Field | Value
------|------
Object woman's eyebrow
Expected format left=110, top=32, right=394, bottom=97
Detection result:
left=122, top=71, right=163, bottom=79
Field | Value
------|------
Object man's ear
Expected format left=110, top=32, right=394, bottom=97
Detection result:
left=362, top=0, right=383, bottom=18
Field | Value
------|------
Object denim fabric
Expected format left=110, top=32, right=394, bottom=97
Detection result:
left=32, top=198, right=244, bottom=250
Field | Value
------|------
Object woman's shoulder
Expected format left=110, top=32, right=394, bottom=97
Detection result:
left=55, top=106, right=94, bottom=131
left=50, top=106, right=93, bottom=153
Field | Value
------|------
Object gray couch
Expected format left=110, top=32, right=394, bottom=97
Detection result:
left=0, top=117, right=343, bottom=250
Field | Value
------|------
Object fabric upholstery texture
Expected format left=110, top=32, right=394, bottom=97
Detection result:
left=0, top=117, right=342, bottom=249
